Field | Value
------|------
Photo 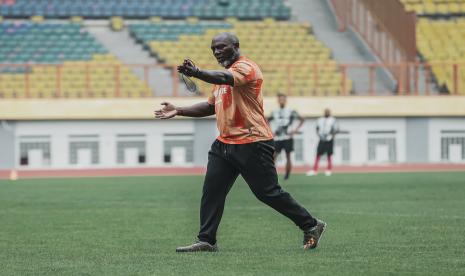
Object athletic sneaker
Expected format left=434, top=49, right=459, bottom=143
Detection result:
left=325, top=170, right=332, bottom=176
left=303, top=219, right=327, bottom=250
left=176, top=241, right=218, bottom=253
left=306, top=170, right=316, bottom=176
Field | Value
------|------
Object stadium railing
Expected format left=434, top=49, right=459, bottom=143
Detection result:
left=329, top=0, right=417, bottom=94
left=329, top=0, right=416, bottom=62
left=1, top=62, right=464, bottom=97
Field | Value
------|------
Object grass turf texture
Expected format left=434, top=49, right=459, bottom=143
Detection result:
left=1, top=172, right=465, bottom=275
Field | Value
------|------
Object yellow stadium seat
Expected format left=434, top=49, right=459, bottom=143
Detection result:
left=401, top=0, right=465, bottom=14
left=417, top=18, right=465, bottom=94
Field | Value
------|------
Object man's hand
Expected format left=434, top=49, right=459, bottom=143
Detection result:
left=154, top=102, right=178, bottom=119
left=288, top=129, right=298, bottom=137
left=288, top=129, right=302, bottom=137
left=177, top=59, right=200, bottom=77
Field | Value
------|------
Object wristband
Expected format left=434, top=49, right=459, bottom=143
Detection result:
left=176, top=108, right=184, bottom=116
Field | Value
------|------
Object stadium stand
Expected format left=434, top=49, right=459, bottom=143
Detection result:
left=0, top=22, right=106, bottom=64
left=416, top=18, right=465, bottom=94
left=0, top=0, right=291, bottom=20
left=130, top=18, right=351, bottom=96
left=400, top=0, right=465, bottom=15
left=395, top=0, right=465, bottom=94
left=0, top=22, right=149, bottom=98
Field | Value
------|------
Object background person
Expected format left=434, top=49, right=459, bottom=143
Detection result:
left=268, top=93, right=304, bottom=180
left=307, top=108, right=339, bottom=176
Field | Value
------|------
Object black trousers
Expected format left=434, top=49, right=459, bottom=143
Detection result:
left=317, top=140, right=334, bottom=156
left=198, top=139, right=317, bottom=245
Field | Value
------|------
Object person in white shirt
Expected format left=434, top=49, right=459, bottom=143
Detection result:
left=307, top=108, right=339, bottom=176
left=268, top=93, right=304, bottom=180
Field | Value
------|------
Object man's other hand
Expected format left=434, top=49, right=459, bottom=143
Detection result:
left=154, top=102, right=178, bottom=119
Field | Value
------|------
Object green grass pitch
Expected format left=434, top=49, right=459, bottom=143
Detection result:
left=1, top=172, right=465, bottom=275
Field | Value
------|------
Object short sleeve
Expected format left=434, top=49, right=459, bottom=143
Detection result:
left=227, top=61, right=255, bottom=87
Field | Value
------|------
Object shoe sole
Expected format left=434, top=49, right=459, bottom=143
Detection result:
left=175, top=249, right=217, bottom=253
left=176, top=246, right=218, bottom=253
left=316, top=221, right=327, bottom=248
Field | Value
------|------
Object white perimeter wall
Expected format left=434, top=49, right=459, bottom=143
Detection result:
left=7, top=117, right=465, bottom=170
left=302, top=118, right=406, bottom=166
left=14, top=120, right=196, bottom=169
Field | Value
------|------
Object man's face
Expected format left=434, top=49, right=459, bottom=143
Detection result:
left=324, top=109, right=331, bottom=117
left=278, top=96, right=287, bottom=107
left=211, top=36, right=238, bottom=68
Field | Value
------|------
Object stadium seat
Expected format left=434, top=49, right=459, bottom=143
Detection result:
left=0, top=0, right=291, bottom=20
left=400, top=0, right=465, bottom=15
left=417, top=18, right=465, bottom=94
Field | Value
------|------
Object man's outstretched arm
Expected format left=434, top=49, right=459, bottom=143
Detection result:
left=154, top=101, right=215, bottom=119
left=194, top=69, right=234, bottom=86
left=178, top=60, right=234, bottom=86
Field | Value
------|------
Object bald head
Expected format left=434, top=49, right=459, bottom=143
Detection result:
left=212, top=32, right=240, bottom=48
left=211, top=32, right=241, bottom=68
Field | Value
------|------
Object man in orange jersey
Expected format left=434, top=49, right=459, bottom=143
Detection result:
left=155, top=33, right=326, bottom=252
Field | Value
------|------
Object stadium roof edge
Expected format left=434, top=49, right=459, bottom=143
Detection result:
left=0, top=96, right=464, bottom=120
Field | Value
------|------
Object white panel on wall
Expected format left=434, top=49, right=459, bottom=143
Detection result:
left=124, top=148, right=139, bottom=166
left=28, top=149, right=43, bottom=168
left=163, top=134, right=194, bottom=165
left=52, top=134, right=68, bottom=168
left=303, top=119, right=317, bottom=164
left=101, top=133, right=116, bottom=167
left=77, top=149, right=92, bottom=166
left=334, top=133, right=350, bottom=164
left=375, top=145, right=390, bottom=163
left=171, top=147, right=186, bottom=165
left=429, top=118, right=465, bottom=163
left=333, top=145, right=343, bottom=164
left=449, top=144, right=462, bottom=162
left=147, top=133, right=163, bottom=166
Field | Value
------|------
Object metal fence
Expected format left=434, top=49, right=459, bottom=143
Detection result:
left=0, top=62, right=464, bottom=97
